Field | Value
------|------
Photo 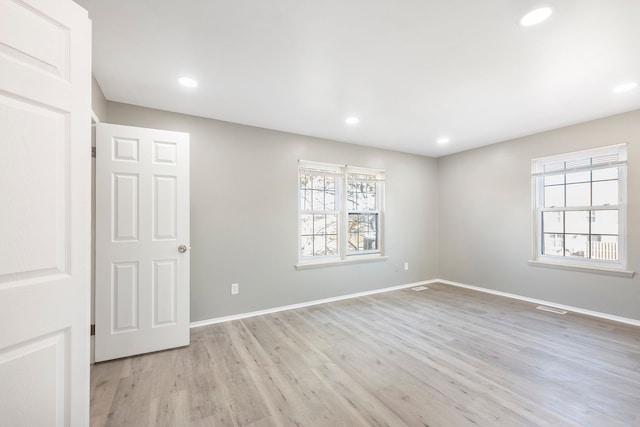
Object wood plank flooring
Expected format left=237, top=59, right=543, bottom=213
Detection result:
left=90, top=283, right=640, bottom=426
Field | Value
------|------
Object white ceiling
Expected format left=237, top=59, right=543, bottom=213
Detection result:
left=75, top=0, right=640, bottom=157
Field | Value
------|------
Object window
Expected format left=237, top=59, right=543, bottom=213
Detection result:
left=299, top=161, right=384, bottom=264
left=531, top=144, right=627, bottom=271
left=347, top=171, right=381, bottom=254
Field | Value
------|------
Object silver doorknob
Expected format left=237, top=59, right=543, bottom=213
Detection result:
left=178, top=244, right=188, bottom=253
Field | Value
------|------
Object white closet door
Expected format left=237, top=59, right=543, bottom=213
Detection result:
left=0, top=0, right=91, bottom=425
left=95, top=123, right=190, bottom=362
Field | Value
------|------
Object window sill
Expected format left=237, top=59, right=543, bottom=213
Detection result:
left=296, top=255, right=388, bottom=270
left=528, top=259, right=634, bottom=278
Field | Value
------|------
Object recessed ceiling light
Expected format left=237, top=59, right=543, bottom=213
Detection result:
left=437, top=137, right=450, bottom=145
left=612, top=82, right=638, bottom=93
left=520, top=7, right=553, bottom=27
left=345, top=117, right=359, bottom=125
left=178, top=77, right=198, bottom=88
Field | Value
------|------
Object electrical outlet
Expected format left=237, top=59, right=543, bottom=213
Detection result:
left=404, top=262, right=409, bottom=271
left=231, top=283, right=239, bottom=295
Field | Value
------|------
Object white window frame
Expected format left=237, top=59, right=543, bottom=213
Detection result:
left=297, top=160, right=386, bottom=268
left=530, top=144, right=631, bottom=276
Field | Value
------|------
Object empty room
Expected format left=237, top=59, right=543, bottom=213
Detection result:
left=1, top=0, right=639, bottom=426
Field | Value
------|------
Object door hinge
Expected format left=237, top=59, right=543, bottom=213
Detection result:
left=91, top=147, right=96, bottom=158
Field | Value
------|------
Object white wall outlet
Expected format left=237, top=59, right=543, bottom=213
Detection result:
left=231, top=283, right=239, bottom=295
left=404, top=262, right=409, bottom=271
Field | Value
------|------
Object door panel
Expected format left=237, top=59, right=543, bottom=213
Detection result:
left=95, top=123, right=190, bottom=362
left=153, top=175, right=177, bottom=239
left=113, top=262, right=139, bottom=332
left=0, top=94, right=66, bottom=279
left=0, top=0, right=91, bottom=425
left=113, top=173, right=139, bottom=241
left=152, top=259, right=177, bottom=326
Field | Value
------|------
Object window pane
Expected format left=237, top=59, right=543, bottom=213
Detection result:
left=326, top=235, right=338, bottom=255
left=312, top=189, right=325, bottom=210
left=313, top=236, right=326, bottom=256
left=590, top=235, right=618, bottom=261
left=347, top=180, right=378, bottom=212
left=348, top=234, right=359, bottom=252
left=300, top=214, right=313, bottom=235
left=565, top=211, right=589, bottom=234
left=312, top=175, right=325, bottom=190
left=325, top=176, right=335, bottom=191
left=543, top=233, right=564, bottom=256
left=565, top=183, right=590, bottom=207
left=301, top=236, right=313, bottom=257
left=565, top=234, right=588, bottom=257
left=544, top=185, right=564, bottom=208
left=358, top=215, right=370, bottom=232
left=313, top=214, right=327, bottom=234
left=591, top=210, right=618, bottom=235
left=300, top=190, right=312, bottom=210
left=325, top=189, right=335, bottom=210
left=542, top=211, right=563, bottom=233
left=348, top=214, right=358, bottom=233
left=300, top=173, right=310, bottom=189
left=566, top=171, right=590, bottom=183
left=356, top=191, right=366, bottom=209
left=326, top=214, right=337, bottom=234
left=592, top=181, right=618, bottom=206
left=365, top=234, right=377, bottom=250
left=346, top=183, right=357, bottom=210
left=544, top=174, right=564, bottom=186
left=367, top=195, right=377, bottom=210
left=348, top=213, right=378, bottom=253
left=592, top=167, right=618, bottom=181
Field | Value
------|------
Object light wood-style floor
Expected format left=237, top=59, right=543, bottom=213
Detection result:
left=91, top=283, right=640, bottom=426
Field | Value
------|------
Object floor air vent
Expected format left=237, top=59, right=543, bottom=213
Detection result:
left=536, top=305, right=567, bottom=315
left=412, top=286, right=429, bottom=291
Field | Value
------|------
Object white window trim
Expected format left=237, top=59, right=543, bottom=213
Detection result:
left=297, top=160, right=386, bottom=267
left=530, top=143, right=632, bottom=277
left=295, top=254, right=389, bottom=270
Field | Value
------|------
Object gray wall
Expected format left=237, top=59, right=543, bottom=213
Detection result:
left=104, top=99, right=640, bottom=323
left=107, top=102, right=439, bottom=322
left=438, top=109, right=640, bottom=321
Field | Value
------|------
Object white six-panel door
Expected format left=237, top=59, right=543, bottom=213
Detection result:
left=0, top=0, right=91, bottom=425
left=95, top=123, right=190, bottom=362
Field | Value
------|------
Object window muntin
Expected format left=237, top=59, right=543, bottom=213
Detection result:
left=298, top=162, right=384, bottom=262
left=532, top=144, right=627, bottom=268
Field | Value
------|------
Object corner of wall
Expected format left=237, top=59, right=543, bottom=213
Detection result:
left=91, top=74, right=108, bottom=123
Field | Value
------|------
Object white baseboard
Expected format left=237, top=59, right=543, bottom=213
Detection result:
left=190, top=278, right=640, bottom=329
left=190, top=279, right=439, bottom=329
left=436, top=278, right=640, bottom=328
